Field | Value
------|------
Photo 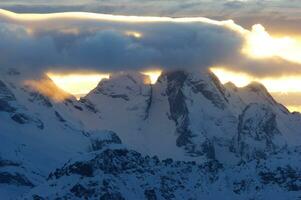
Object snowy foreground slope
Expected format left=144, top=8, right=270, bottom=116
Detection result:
left=0, top=69, right=300, bottom=199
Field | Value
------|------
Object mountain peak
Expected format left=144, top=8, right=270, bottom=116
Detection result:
left=245, top=81, right=268, bottom=93
left=96, top=71, right=149, bottom=88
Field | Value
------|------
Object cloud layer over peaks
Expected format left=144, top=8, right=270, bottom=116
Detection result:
left=0, top=9, right=300, bottom=77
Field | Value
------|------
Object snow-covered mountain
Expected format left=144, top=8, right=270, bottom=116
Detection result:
left=0, top=68, right=300, bottom=199
left=0, top=68, right=109, bottom=198
left=81, top=70, right=301, bottom=162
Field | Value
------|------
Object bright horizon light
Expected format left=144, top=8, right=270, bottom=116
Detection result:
left=47, top=71, right=162, bottom=98
left=141, top=70, right=162, bottom=84
left=47, top=69, right=301, bottom=112
left=211, top=67, right=301, bottom=93
left=125, top=31, right=142, bottom=38
left=47, top=72, right=110, bottom=99
left=244, top=24, right=301, bottom=64
left=47, top=68, right=301, bottom=96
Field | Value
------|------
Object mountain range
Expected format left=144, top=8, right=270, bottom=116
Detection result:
left=0, top=68, right=300, bottom=200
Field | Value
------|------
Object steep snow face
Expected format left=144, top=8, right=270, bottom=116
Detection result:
left=0, top=80, right=17, bottom=112
left=82, top=70, right=236, bottom=161
left=83, top=72, right=154, bottom=152
left=0, top=69, right=109, bottom=197
left=237, top=103, right=285, bottom=161
left=159, top=71, right=238, bottom=162
left=81, top=70, right=301, bottom=165
left=227, top=81, right=301, bottom=146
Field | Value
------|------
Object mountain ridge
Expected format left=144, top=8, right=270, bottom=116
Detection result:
left=0, top=68, right=300, bottom=199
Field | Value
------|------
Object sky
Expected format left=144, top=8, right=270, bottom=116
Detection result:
left=0, top=0, right=301, bottom=111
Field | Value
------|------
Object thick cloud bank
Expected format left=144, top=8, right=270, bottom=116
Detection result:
left=0, top=9, right=300, bottom=77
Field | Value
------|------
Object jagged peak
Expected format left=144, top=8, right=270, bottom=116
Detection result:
left=239, top=81, right=274, bottom=104
left=95, top=71, right=149, bottom=89
left=224, top=81, right=238, bottom=91
left=159, top=69, right=222, bottom=85
left=239, top=81, right=290, bottom=114
left=86, top=71, right=151, bottom=101
left=244, top=81, right=269, bottom=94
left=157, top=70, right=187, bottom=84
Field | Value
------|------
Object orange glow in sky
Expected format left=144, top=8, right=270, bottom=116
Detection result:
left=141, top=70, right=162, bottom=84
left=47, top=72, right=110, bottom=98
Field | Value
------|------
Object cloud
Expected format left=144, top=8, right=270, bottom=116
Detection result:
left=0, top=9, right=300, bottom=78
left=0, top=10, right=244, bottom=72
left=2, top=0, right=301, bottom=36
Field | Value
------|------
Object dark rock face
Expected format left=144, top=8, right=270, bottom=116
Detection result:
left=11, top=113, right=44, bottom=129
left=187, top=71, right=228, bottom=110
left=22, top=142, right=301, bottom=200
left=11, top=113, right=30, bottom=124
left=0, top=172, right=34, bottom=187
left=70, top=184, right=95, bottom=198
left=165, top=71, right=195, bottom=154
left=74, top=105, right=83, bottom=111
left=100, top=192, right=125, bottom=200
left=79, top=98, right=98, bottom=113
left=0, top=99, right=16, bottom=112
left=34, top=148, right=222, bottom=199
left=89, top=131, right=122, bottom=151
left=0, top=80, right=16, bottom=112
left=54, top=111, right=66, bottom=122
left=165, top=71, right=218, bottom=159
left=166, top=71, right=189, bottom=124
left=144, top=189, right=157, bottom=200
left=259, top=166, right=301, bottom=191
left=143, top=86, right=153, bottom=120
left=237, top=103, right=282, bottom=160
left=0, top=159, right=20, bottom=167
left=28, top=91, right=53, bottom=108
left=50, top=162, right=94, bottom=179
left=28, top=146, right=301, bottom=200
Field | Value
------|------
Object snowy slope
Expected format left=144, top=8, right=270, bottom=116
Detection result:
left=23, top=144, right=301, bottom=200
left=0, top=68, right=110, bottom=198
left=82, top=70, right=301, bottom=163
left=0, top=68, right=300, bottom=199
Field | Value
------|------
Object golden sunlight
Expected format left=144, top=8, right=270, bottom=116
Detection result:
left=141, top=70, right=162, bottom=84
left=211, top=67, right=301, bottom=93
left=211, top=67, right=301, bottom=112
left=47, top=73, right=110, bottom=99
left=24, top=79, right=72, bottom=102
left=125, top=31, right=142, bottom=38
left=47, top=71, right=161, bottom=99
left=210, top=68, right=253, bottom=87
left=286, top=105, right=301, bottom=113
left=244, top=24, right=301, bottom=64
